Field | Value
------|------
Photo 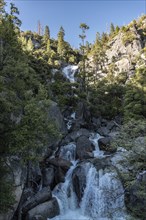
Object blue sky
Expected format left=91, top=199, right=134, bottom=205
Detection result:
left=6, top=0, right=146, bottom=48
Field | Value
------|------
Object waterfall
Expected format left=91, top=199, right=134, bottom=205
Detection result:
left=59, top=142, right=76, bottom=162
left=62, top=65, right=78, bottom=83
left=89, top=133, right=104, bottom=157
left=66, top=112, right=76, bottom=130
left=80, top=164, right=126, bottom=220
left=48, top=134, right=127, bottom=220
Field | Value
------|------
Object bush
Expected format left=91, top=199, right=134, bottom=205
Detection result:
left=122, top=32, right=136, bottom=46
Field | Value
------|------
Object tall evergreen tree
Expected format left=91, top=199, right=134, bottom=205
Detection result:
left=10, top=2, right=21, bottom=27
left=57, top=26, right=65, bottom=57
left=0, top=0, right=6, bottom=17
left=43, top=25, right=50, bottom=43
left=124, top=66, right=146, bottom=120
left=110, top=22, right=115, bottom=35
left=46, top=38, right=51, bottom=53
left=79, top=23, right=89, bottom=92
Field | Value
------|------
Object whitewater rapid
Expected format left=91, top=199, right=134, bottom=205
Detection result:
left=48, top=133, right=127, bottom=220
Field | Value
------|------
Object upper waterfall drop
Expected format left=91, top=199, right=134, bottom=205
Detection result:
left=89, top=133, right=104, bottom=157
left=62, top=65, right=78, bottom=83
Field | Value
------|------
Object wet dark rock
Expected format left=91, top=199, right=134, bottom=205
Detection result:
left=61, top=128, right=90, bottom=145
left=98, top=137, right=116, bottom=153
left=46, top=158, right=72, bottom=172
left=54, top=167, right=65, bottom=184
left=31, top=215, right=43, bottom=220
left=72, top=164, right=87, bottom=202
left=25, top=197, right=59, bottom=220
left=76, top=136, right=94, bottom=159
left=92, top=117, right=102, bottom=128
left=92, top=158, right=111, bottom=171
left=97, top=126, right=110, bottom=136
left=42, top=166, right=55, bottom=188
left=22, top=186, right=52, bottom=214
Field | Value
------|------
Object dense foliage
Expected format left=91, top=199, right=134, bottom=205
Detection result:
left=0, top=1, right=58, bottom=212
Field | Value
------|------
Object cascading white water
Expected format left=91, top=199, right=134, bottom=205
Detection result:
left=66, top=112, right=76, bottom=130
left=80, top=164, right=126, bottom=220
left=89, top=133, right=104, bottom=157
left=48, top=134, right=127, bottom=220
left=59, top=142, right=76, bottom=162
left=52, top=161, right=78, bottom=215
left=49, top=143, right=91, bottom=220
left=62, top=65, right=78, bottom=83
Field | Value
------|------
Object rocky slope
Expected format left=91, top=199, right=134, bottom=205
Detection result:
left=89, top=16, right=146, bottom=81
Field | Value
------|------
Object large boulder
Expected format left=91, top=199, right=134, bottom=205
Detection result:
left=42, top=166, right=55, bottom=188
left=76, top=136, right=94, bottom=159
left=98, top=137, right=116, bottom=153
left=46, top=158, right=72, bottom=172
left=45, top=158, right=72, bottom=185
left=61, top=128, right=90, bottom=145
left=72, top=163, right=89, bottom=202
left=25, top=197, right=59, bottom=220
left=22, top=186, right=52, bottom=214
left=91, top=117, right=102, bottom=129
left=97, top=126, right=110, bottom=136
left=48, top=101, right=67, bottom=135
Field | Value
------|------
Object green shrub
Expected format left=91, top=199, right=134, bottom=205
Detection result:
left=122, top=32, right=136, bottom=46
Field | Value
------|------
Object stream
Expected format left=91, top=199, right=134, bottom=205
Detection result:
left=48, top=133, right=127, bottom=220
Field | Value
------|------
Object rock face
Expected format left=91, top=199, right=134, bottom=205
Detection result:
left=48, top=101, right=67, bottom=135
left=44, top=158, right=72, bottom=186
left=76, top=136, right=94, bottom=159
left=46, top=158, right=72, bottom=172
left=72, top=163, right=88, bottom=202
left=42, top=166, right=55, bottom=188
left=22, top=187, right=52, bottom=214
left=89, top=19, right=146, bottom=83
left=25, top=197, right=60, bottom=220
left=0, top=157, right=27, bottom=220
left=106, top=30, right=142, bottom=65
left=61, top=128, right=90, bottom=145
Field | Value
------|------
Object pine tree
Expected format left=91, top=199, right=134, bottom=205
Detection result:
left=124, top=66, right=146, bottom=120
left=92, top=32, right=107, bottom=84
left=115, top=25, right=120, bottom=34
left=101, top=32, right=108, bottom=43
left=57, top=26, right=65, bottom=57
left=43, top=25, right=50, bottom=43
left=79, top=23, right=89, bottom=92
left=0, top=0, right=6, bottom=18
left=110, top=23, right=115, bottom=35
left=47, top=38, right=51, bottom=53
left=10, top=2, right=21, bottom=27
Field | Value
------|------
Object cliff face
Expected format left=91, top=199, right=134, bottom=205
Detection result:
left=90, top=17, right=146, bottom=80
